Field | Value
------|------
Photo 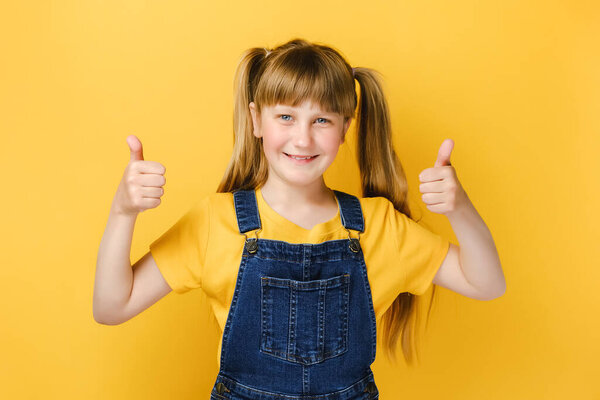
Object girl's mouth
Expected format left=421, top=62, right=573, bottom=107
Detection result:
left=284, top=152, right=319, bottom=163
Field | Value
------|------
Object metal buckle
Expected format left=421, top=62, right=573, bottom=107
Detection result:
left=216, top=382, right=229, bottom=394
left=345, top=227, right=361, bottom=253
left=243, top=227, right=262, bottom=254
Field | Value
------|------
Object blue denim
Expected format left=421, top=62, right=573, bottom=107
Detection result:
left=210, top=189, right=379, bottom=399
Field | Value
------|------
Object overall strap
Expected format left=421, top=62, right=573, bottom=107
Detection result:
left=333, top=190, right=364, bottom=233
left=233, top=190, right=262, bottom=234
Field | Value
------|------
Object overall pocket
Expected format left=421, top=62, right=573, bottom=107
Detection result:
left=260, top=273, right=350, bottom=365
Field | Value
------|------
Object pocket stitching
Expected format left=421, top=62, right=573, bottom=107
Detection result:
left=260, top=274, right=350, bottom=365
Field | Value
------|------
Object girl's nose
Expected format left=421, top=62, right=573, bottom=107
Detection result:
left=291, top=123, right=313, bottom=146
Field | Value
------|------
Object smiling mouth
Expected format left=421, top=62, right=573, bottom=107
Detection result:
left=284, top=152, right=318, bottom=159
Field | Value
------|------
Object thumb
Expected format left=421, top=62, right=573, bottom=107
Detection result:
left=127, top=134, right=144, bottom=161
left=434, top=138, right=454, bottom=167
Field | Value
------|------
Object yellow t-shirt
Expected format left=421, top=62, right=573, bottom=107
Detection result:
left=149, top=187, right=450, bottom=369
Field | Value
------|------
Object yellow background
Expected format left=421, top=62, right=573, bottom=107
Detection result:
left=1, top=0, right=598, bottom=398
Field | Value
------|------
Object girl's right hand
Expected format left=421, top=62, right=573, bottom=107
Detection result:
left=112, top=135, right=166, bottom=216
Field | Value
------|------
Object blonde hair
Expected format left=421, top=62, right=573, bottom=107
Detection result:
left=216, top=38, right=437, bottom=366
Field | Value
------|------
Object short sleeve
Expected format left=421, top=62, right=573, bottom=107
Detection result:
left=149, top=196, right=210, bottom=294
left=387, top=201, right=451, bottom=295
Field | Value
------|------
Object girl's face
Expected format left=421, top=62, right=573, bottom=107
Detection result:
left=249, top=100, right=352, bottom=189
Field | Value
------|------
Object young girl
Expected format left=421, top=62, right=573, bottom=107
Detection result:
left=94, top=38, right=505, bottom=399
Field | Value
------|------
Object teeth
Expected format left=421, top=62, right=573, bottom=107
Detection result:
left=288, top=154, right=314, bottom=160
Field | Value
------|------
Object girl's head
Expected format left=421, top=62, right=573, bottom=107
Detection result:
left=218, top=38, right=431, bottom=366
left=220, top=38, right=365, bottom=192
left=241, top=38, right=358, bottom=190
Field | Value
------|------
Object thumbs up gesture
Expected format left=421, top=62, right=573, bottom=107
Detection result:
left=418, top=139, right=470, bottom=217
left=111, top=135, right=167, bottom=216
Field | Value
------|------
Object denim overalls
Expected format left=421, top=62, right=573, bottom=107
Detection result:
left=210, top=189, right=379, bottom=400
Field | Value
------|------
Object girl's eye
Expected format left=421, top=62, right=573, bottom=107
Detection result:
left=278, top=115, right=330, bottom=124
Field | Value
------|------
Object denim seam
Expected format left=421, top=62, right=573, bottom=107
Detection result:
left=216, top=371, right=374, bottom=399
left=242, top=255, right=348, bottom=263
left=219, top=255, right=249, bottom=370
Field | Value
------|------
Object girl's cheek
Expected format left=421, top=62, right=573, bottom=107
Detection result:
left=263, top=134, right=286, bottom=153
left=268, top=132, right=289, bottom=148
left=323, top=132, right=344, bottom=149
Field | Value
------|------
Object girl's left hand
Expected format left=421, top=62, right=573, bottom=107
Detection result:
left=418, top=139, right=471, bottom=217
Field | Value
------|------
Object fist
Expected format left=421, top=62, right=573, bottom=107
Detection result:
left=112, top=135, right=167, bottom=216
left=418, top=139, right=470, bottom=216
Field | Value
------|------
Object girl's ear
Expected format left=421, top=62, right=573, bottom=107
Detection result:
left=249, top=102, right=261, bottom=138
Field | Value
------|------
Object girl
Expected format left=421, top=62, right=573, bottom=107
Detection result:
left=94, top=38, right=506, bottom=399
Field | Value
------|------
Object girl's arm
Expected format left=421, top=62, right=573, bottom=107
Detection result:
left=420, top=139, right=506, bottom=300
left=93, top=204, right=137, bottom=324
left=444, top=200, right=506, bottom=298
left=93, top=135, right=171, bottom=324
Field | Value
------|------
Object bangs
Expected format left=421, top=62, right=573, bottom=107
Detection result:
left=253, top=46, right=356, bottom=118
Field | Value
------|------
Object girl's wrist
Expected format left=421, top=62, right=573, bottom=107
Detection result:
left=109, top=202, right=138, bottom=220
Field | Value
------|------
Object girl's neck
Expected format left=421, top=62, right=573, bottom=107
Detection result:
left=259, top=179, right=336, bottom=211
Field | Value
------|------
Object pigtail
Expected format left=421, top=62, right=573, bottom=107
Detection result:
left=353, top=67, right=434, bottom=367
left=216, top=47, right=270, bottom=193
left=352, top=68, right=411, bottom=214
